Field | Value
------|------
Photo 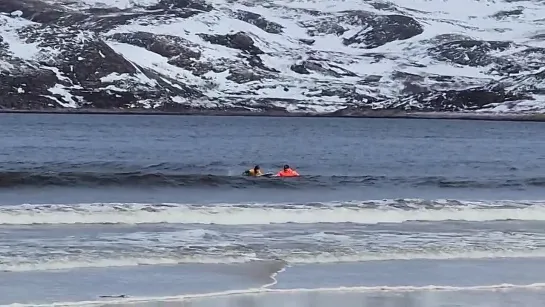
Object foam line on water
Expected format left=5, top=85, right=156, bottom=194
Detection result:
left=4, top=250, right=545, bottom=272
left=2, top=200, right=545, bottom=225
left=261, top=266, right=287, bottom=289
left=8, top=283, right=545, bottom=307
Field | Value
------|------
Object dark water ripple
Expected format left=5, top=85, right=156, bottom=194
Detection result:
left=1, top=114, right=545, bottom=201
left=1, top=169, right=544, bottom=189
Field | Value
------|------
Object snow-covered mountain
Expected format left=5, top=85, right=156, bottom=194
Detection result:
left=1, top=0, right=545, bottom=115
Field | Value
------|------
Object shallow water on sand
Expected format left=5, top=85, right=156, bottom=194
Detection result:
left=1, top=114, right=545, bottom=306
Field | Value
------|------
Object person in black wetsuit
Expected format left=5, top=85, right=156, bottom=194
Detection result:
left=242, top=165, right=263, bottom=176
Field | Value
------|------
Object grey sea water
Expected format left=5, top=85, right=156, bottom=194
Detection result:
left=1, top=114, right=545, bottom=307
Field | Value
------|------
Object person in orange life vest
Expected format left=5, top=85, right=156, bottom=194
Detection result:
left=276, top=164, right=300, bottom=177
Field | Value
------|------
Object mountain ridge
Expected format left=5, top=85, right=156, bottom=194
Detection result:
left=1, top=0, right=545, bottom=115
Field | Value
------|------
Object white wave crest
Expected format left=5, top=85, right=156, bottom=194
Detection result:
left=4, top=249, right=545, bottom=272
left=1, top=200, right=545, bottom=225
left=0, top=256, right=253, bottom=272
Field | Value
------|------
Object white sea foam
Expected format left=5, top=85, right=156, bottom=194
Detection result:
left=1, top=200, right=545, bottom=225
left=3, top=200, right=545, bottom=273
left=0, top=256, right=251, bottom=272
left=4, top=249, right=545, bottom=272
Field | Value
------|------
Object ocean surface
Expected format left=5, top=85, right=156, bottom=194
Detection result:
left=1, top=114, right=545, bottom=307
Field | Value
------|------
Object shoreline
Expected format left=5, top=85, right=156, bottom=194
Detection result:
left=0, top=108, right=544, bottom=122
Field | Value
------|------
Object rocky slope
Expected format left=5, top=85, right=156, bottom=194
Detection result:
left=1, top=0, right=545, bottom=114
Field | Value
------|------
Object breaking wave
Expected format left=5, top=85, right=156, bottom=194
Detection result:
left=4, top=249, right=545, bottom=272
left=1, top=199, right=545, bottom=225
left=0, top=170, right=544, bottom=189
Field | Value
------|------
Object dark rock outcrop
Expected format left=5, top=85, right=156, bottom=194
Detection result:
left=491, top=9, right=524, bottom=19
left=0, top=69, right=59, bottom=109
left=0, top=35, right=7, bottom=52
left=499, top=69, right=545, bottom=95
left=393, top=87, right=531, bottom=111
left=234, top=10, right=283, bottom=34
left=198, top=32, right=264, bottom=55
left=428, top=40, right=545, bottom=77
left=428, top=40, right=512, bottom=67
left=110, top=32, right=200, bottom=59
left=290, top=60, right=358, bottom=77
left=341, top=12, right=424, bottom=48
left=147, top=0, right=214, bottom=12
left=0, top=0, right=68, bottom=24
left=108, top=31, right=217, bottom=78
left=300, top=10, right=423, bottom=48
left=298, top=38, right=315, bottom=45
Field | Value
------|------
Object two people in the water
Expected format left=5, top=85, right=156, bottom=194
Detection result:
left=242, top=164, right=300, bottom=177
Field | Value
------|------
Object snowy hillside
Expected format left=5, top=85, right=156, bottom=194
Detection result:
left=1, top=0, right=545, bottom=114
